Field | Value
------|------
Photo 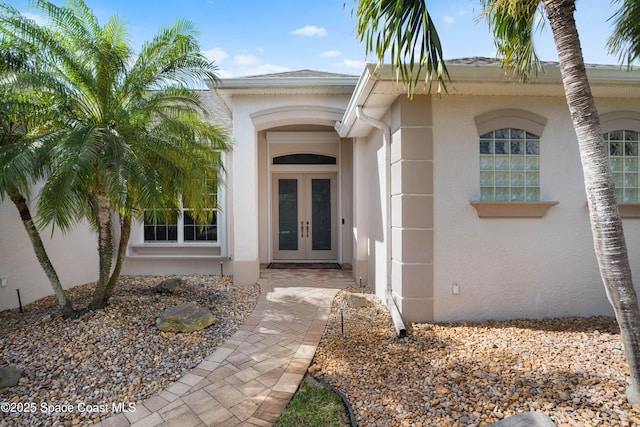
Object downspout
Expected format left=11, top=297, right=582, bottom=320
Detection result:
left=355, top=106, right=407, bottom=338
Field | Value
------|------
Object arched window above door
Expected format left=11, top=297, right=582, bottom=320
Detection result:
left=272, top=154, right=337, bottom=165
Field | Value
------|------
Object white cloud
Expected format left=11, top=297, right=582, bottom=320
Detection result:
left=255, top=47, right=264, bottom=52
left=234, top=54, right=260, bottom=65
left=443, top=16, right=455, bottom=24
left=291, top=25, right=327, bottom=37
left=202, top=47, right=228, bottom=63
left=215, top=68, right=235, bottom=78
left=340, top=59, right=365, bottom=69
left=320, top=50, right=342, bottom=58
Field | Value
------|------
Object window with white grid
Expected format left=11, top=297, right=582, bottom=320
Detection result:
left=143, top=208, right=217, bottom=243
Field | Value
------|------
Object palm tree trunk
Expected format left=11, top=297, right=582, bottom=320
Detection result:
left=543, top=0, right=640, bottom=402
left=90, top=188, right=114, bottom=310
left=8, top=189, right=76, bottom=318
left=103, top=213, right=131, bottom=302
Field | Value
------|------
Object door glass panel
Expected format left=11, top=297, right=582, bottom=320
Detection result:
left=311, top=179, right=331, bottom=250
left=278, top=179, right=298, bottom=250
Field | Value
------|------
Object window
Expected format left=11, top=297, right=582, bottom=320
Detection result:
left=273, top=154, right=336, bottom=165
left=605, top=130, right=640, bottom=203
left=479, top=128, right=540, bottom=202
left=144, top=209, right=217, bottom=243
left=144, top=212, right=177, bottom=241
left=129, top=151, right=226, bottom=256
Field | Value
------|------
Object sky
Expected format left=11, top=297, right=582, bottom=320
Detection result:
left=4, top=0, right=627, bottom=78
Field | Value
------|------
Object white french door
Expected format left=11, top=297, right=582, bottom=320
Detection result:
left=272, top=173, right=337, bottom=260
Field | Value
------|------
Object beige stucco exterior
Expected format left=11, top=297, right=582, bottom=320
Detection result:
left=0, top=191, right=99, bottom=310
left=5, top=62, right=640, bottom=325
left=337, top=62, right=640, bottom=322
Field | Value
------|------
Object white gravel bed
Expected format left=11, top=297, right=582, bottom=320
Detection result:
left=311, top=286, right=640, bottom=427
left=0, top=275, right=260, bottom=427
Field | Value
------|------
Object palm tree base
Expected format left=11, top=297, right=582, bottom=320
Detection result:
left=89, top=300, right=108, bottom=311
left=60, top=305, right=78, bottom=319
left=626, top=385, right=640, bottom=404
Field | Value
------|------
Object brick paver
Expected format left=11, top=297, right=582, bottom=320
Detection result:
left=95, top=268, right=352, bottom=427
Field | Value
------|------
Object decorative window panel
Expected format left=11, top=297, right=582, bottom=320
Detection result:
left=479, top=128, right=540, bottom=202
left=605, top=130, right=640, bottom=203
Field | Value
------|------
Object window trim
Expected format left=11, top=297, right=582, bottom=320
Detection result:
left=470, top=201, right=558, bottom=218
left=473, top=109, right=558, bottom=218
left=475, top=109, right=547, bottom=137
left=601, top=111, right=640, bottom=217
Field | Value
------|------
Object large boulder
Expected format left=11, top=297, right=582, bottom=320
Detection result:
left=0, top=366, right=23, bottom=389
left=488, top=411, right=557, bottom=427
left=156, top=302, right=215, bottom=333
left=155, top=277, right=187, bottom=295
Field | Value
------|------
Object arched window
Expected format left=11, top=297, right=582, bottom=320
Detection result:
left=600, top=111, right=640, bottom=204
left=604, top=130, right=640, bottom=203
left=479, top=128, right=540, bottom=202
left=272, top=154, right=336, bottom=165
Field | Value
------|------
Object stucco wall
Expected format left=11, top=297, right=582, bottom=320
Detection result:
left=432, top=95, right=640, bottom=322
left=0, top=196, right=99, bottom=311
left=351, top=136, right=372, bottom=284
left=360, top=127, right=388, bottom=299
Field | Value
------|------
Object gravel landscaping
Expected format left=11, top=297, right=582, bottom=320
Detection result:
left=311, top=286, right=640, bottom=427
left=3, top=276, right=640, bottom=427
left=0, top=275, right=259, bottom=427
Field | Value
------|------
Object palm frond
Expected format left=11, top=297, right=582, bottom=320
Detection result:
left=354, top=0, right=449, bottom=97
left=607, top=0, right=640, bottom=67
left=479, top=0, right=544, bottom=81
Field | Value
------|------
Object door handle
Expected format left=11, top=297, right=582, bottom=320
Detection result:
left=301, top=221, right=304, bottom=236
left=306, top=221, right=310, bottom=238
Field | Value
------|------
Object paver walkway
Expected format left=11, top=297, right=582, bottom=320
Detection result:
left=98, top=268, right=354, bottom=427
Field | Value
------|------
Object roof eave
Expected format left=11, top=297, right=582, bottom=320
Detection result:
left=210, top=76, right=358, bottom=94
left=336, top=62, right=640, bottom=138
left=335, top=64, right=379, bottom=137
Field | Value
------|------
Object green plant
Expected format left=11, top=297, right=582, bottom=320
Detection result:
left=275, top=375, right=351, bottom=427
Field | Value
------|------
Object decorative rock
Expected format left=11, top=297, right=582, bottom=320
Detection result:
left=155, top=278, right=187, bottom=295
left=0, top=275, right=259, bottom=427
left=156, top=302, right=215, bottom=333
left=0, top=366, right=23, bottom=388
left=482, top=411, right=557, bottom=427
left=308, top=363, right=322, bottom=375
left=345, top=291, right=373, bottom=308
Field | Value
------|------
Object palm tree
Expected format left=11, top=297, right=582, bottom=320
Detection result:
left=0, top=35, right=77, bottom=318
left=354, top=0, right=640, bottom=402
left=0, top=0, right=230, bottom=311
